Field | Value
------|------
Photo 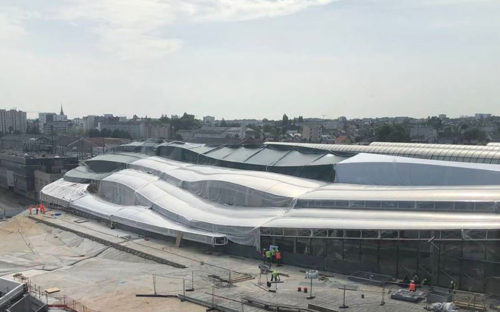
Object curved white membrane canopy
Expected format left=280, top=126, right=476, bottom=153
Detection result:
left=42, top=152, right=500, bottom=247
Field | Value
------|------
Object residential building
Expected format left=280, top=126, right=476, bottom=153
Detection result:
left=302, top=124, right=322, bottom=143
left=0, top=109, right=27, bottom=134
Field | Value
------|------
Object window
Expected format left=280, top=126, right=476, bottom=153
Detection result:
left=362, top=230, right=378, bottom=238
left=381, top=201, right=398, bottom=209
left=380, top=230, right=398, bottom=239
left=312, top=229, right=327, bottom=237
left=284, top=228, right=297, bottom=236
left=296, top=238, right=311, bottom=255
left=435, top=202, right=453, bottom=211
left=345, top=230, right=361, bottom=238
left=463, top=230, right=486, bottom=240
left=349, top=201, right=365, bottom=208
left=328, top=229, right=343, bottom=238
left=326, top=239, right=343, bottom=260
left=311, top=238, right=326, bottom=257
left=440, top=230, right=461, bottom=239
left=398, top=201, right=414, bottom=209
left=400, top=230, right=418, bottom=239
left=275, top=237, right=295, bottom=253
left=297, top=229, right=312, bottom=237
left=270, top=228, right=283, bottom=236
left=416, top=202, right=434, bottom=210
left=365, top=201, right=381, bottom=209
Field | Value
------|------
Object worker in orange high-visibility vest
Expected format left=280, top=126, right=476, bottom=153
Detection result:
left=409, top=280, right=416, bottom=292
left=40, top=203, right=45, bottom=214
left=276, top=250, right=282, bottom=266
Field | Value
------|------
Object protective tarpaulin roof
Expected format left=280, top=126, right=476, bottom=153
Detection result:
left=41, top=152, right=500, bottom=247
left=334, top=153, right=500, bottom=186
left=159, top=142, right=345, bottom=167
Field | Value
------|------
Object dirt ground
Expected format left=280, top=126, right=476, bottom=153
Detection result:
left=0, top=215, right=203, bottom=312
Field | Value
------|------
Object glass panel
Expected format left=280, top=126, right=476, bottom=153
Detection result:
left=335, top=200, right=349, bottom=208
left=475, top=202, right=495, bottom=212
left=381, top=201, right=398, bottom=209
left=311, top=238, right=326, bottom=257
left=326, top=239, right=343, bottom=260
left=362, top=230, right=378, bottom=238
left=379, top=241, right=398, bottom=276
left=485, top=241, right=500, bottom=262
left=435, top=202, right=453, bottom=211
left=488, top=230, right=500, bottom=240
left=275, top=237, right=295, bottom=253
left=398, top=201, right=415, bottom=209
left=296, top=238, right=311, bottom=255
left=360, top=240, right=378, bottom=272
left=261, top=228, right=271, bottom=235
left=349, top=201, right=365, bottom=208
left=440, top=230, right=461, bottom=240
left=261, top=236, right=272, bottom=250
left=345, top=230, right=361, bottom=238
left=419, top=231, right=432, bottom=239
left=344, top=240, right=360, bottom=264
left=455, top=202, right=474, bottom=211
left=398, top=241, right=419, bottom=280
left=283, top=228, right=297, bottom=236
left=365, top=201, right=381, bottom=209
left=297, top=229, right=312, bottom=237
left=463, top=241, right=485, bottom=261
left=270, top=228, right=283, bottom=235
left=381, top=230, right=398, bottom=239
left=400, top=230, right=419, bottom=239
left=313, top=229, right=327, bottom=237
left=463, top=230, right=486, bottom=240
left=328, top=229, right=343, bottom=238
left=439, top=242, right=461, bottom=287
left=416, top=202, right=434, bottom=210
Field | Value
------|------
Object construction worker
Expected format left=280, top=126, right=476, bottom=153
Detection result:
left=271, top=248, right=277, bottom=263
left=35, top=206, right=39, bottom=215
left=265, top=249, right=272, bottom=264
left=449, top=280, right=455, bottom=293
left=271, top=269, right=280, bottom=282
left=261, top=248, right=267, bottom=262
left=29, top=206, right=32, bottom=215
left=409, top=280, right=416, bottom=292
left=276, top=249, right=282, bottom=266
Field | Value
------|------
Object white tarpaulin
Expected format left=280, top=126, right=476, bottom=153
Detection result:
left=334, top=153, right=500, bottom=186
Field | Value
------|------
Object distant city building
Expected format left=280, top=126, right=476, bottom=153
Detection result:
left=301, top=124, right=322, bottom=143
left=410, top=126, right=438, bottom=142
left=39, top=108, right=68, bottom=134
left=475, top=113, right=492, bottom=119
left=203, top=116, right=216, bottom=126
left=0, top=109, right=27, bottom=134
left=177, top=125, right=259, bottom=144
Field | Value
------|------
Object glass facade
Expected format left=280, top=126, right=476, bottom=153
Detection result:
left=261, top=227, right=500, bottom=293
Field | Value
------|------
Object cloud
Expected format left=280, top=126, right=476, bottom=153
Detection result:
left=50, top=0, right=334, bottom=59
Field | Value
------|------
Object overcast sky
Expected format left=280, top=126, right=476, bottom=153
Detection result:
left=1, top=0, right=499, bottom=120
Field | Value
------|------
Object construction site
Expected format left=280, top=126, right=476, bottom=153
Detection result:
left=1, top=141, right=500, bottom=311
left=1, top=206, right=496, bottom=312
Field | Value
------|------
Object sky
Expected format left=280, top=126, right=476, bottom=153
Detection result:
left=0, top=0, right=499, bottom=120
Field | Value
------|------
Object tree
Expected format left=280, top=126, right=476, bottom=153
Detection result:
left=427, top=116, right=442, bottom=130
left=298, top=116, right=304, bottom=123
left=220, top=118, right=227, bottom=127
left=88, top=129, right=100, bottom=137
left=462, top=127, right=487, bottom=143
left=375, top=123, right=410, bottom=142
